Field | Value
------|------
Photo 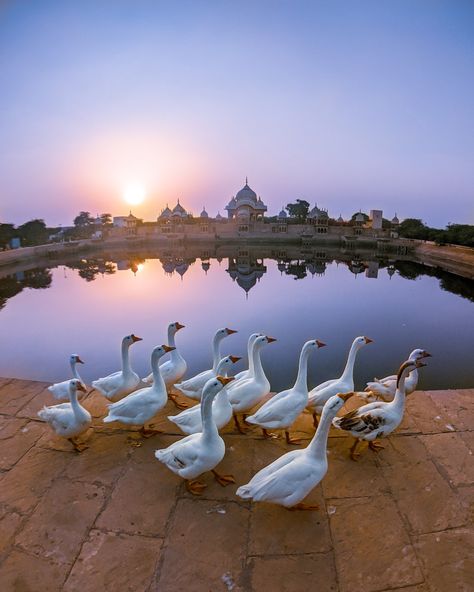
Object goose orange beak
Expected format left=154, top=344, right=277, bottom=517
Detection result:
left=422, top=351, right=432, bottom=358
left=76, top=356, right=85, bottom=364
left=163, top=345, right=176, bottom=353
left=338, top=392, right=354, bottom=402
left=77, top=382, right=87, bottom=393
left=175, top=322, right=185, bottom=330
left=131, top=335, right=143, bottom=343
left=266, top=336, right=277, bottom=343
left=229, top=356, right=242, bottom=364
left=364, top=337, right=373, bottom=344
left=225, top=328, right=238, bottom=335
left=217, top=375, right=235, bottom=386
left=316, top=340, right=327, bottom=348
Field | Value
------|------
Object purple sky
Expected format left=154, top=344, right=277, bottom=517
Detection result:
left=0, top=0, right=473, bottom=227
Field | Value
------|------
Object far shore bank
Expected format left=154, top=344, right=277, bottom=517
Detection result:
left=0, top=235, right=473, bottom=280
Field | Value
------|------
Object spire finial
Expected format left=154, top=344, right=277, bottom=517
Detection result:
left=177, top=198, right=180, bottom=205
left=245, top=176, right=248, bottom=185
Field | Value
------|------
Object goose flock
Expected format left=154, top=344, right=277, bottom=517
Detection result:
left=38, top=323, right=431, bottom=509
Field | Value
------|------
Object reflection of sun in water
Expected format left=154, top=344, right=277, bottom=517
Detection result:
left=123, top=183, right=146, bottom=205
left=136, top=263, right=144, bottom=273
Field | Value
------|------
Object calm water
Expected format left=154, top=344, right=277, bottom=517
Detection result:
left=0, top=245, right=473, bottom=392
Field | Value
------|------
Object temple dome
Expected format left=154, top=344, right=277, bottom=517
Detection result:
left=235, top=181, right=257, bottom=203
left=200, top=207, right=209, bottom=218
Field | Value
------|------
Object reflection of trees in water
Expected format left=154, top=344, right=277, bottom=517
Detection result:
left=66, top=259, right=116, bottom=282
left=0, top=268, right=52, bottom=310
left=395, top=261, right=474, bottom=302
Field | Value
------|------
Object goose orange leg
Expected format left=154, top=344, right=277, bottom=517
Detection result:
left=285, top=430, right=302, bottom=445
left=68, top=438, right=88, bottom=453
left=261, top=428, right=279, bottom=439
left=185, top=479, right=207, bottom=495
left=211, top=470, right=236, bottom=487
left=368, top=440, right=385, bottom=452
left=233, top=413, right=249, bottom=434
left=168, top=392, right=188, bottom=410
left=350, top=438, right=362, bottom=461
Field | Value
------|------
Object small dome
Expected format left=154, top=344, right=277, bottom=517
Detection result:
left=159, top=205, right=172, bottom=218
left=391, top=213, right=400, bottom=225
left=200, top=206, right=209, bottom=218
left=172, top=201, right=186, bottom=214
left=337, top=214, right=344, bottom=223
left=278, top=208, right=287, bottom=219
left=216, top=211, right=223, bottom=220
left=235, top=179, right=257, bottom=203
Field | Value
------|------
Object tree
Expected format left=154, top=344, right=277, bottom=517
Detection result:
left=74, top=211, right=94, bottom=227
left=285, top=199, right=310, bottom=221
left=100, top=213, right=112, bottom=225
left=17, top=219, right=48, bottom=246
left=398, top=218, right=428, bottom=240
left=0, top=223, right=16, bottom=249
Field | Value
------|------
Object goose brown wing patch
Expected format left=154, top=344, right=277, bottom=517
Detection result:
left=337, top=411, right=386, bottom=434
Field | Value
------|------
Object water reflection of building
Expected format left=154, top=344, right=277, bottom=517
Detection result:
left=226, top=254, right=267, bottom=295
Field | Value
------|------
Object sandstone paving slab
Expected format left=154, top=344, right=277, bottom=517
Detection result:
left=156, top=498, right=248, bottom=592
left=427, top=389, right=473, bottom=432
left=0, top=420, right=44, bottom=470
left=322, top=436, right=388, bottom=499
left=329, top=495, right=424, bottom=592
left=0, top=447, right=69, bottom=513
left=249, top=552, right=338, bottom=592
left=377, top=435, right=468, bottom=534
left=63, top=432, right=131, bottom=486
left=414, top=528, right=474, bottom=592
left=15, top=479, right=106, bottom=566
left=0, top=379, right=47, bottom=416
left=0, top=549, right=68, bottom=591
left=420, top=432, right=474, bottom=487
left=16, top=386, right=58, bottom=420
left=0, top=416, right=28, bottom=439
left=63, top=529, right=161, bottom=592
left=405, top=393, right=450, bottom=434
left=96, top=455, right=178, bottom=537
left=0, top=507, right=23, bottom=555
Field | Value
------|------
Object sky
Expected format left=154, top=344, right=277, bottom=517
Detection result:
left=0, top=0, right=473, bottom=227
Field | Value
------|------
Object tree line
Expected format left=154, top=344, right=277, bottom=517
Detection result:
left=398, top=219, right=474, bottom=247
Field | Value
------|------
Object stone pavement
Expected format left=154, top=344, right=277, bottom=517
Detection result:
left=0, top=377, right=472, bottom=592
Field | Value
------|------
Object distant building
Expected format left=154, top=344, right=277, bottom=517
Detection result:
left=307, top=204, right=329, bottom=233
left=113, top=212, right=142, bottom=229
left=158, top=200, right=190, bottom=221
left=277, top=207, right=287, bottom=220
left=224, top=178, right=267, bottom=220
left=369, top=210, right=383, bottom=230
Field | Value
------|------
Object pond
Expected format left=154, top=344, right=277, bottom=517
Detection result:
left=0, top=244, right=473, bottom=392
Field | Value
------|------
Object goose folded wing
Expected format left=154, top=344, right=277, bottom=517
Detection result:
left=335, top=407, right=387, bottom=435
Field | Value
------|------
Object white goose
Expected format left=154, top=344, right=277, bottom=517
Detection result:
left=143, top=322, right=187, bottom=386
left=167, top=355, right=241, bottom=435
left=103, top=345, right=175, bottom=435
left=92, top=334, right=142, bottom=401
left=306, top=336, right=373, bottom=427
left=48, top=354, right=86, bottom=400
left=246, top=339, right=326, bottom=443
left=227, top=335, right=276, bottom=433
left=237, top=393, right=353, bottom=509
left=173, top=327, right=237, bottom=400
left=233, top=333, right=261, bottom=382
left=155, top=375, right=235, bottom=495
left=38, top=379, right=91, bottom=452
left=333, top=360, right=425, bottom=460
left=362, top=348, right=431, bottom=401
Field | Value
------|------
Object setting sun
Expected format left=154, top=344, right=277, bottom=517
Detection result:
left=123, top=183, right=146, bottom=206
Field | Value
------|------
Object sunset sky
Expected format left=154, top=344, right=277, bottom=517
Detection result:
left=0, top=0, right=473, bottom=227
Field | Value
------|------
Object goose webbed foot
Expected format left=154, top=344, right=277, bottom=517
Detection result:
left=233, top=413, right=249, bottom=434
left=68, top=438, right=88, bottom=453
left=368, top=440, right=385, bottom=452
left=185, top=479, right=207, bottom=495
left=285, top=431, right=302, bottom=445
left=211, top=470, right=236, bottom=487
left=287, top=502, right=320, bottom=511
left=261, top=428, right=279, bottom=440
left=139, top=425, right=163, bottom=438
left=168, top=392, right=188, bottom=410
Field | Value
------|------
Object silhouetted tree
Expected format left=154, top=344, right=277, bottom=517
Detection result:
left=74, top=211, right=94, bottom=227
left=0, top=223, right=16, bottom=249
left=100, top=213, right=112, bottom=225
left=285, top=199, right=310, bottom=221
left=17, top=219, right=49, bottom=246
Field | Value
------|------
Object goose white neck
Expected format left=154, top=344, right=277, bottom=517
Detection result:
left=294, top=343, right=312, bottom=391
left=251, top=344, right=267, bottom=382
left=151, top=353, right=166, bottom=394
left=121, top=341, right=132, bottom=375
left=306, top=403, right=335, bottom=458
left=68, top=387, right=82, bottom=417
left=200, top=388, right=220, bottom=442
left=211, top=334, right=225, bottom=372
left=340, top=341, right=360, bottom=383
left=247, top=338, right=258, bottom=376
left=70, top=360, right=82, bottom=381
left=167, top=327, right=182, bottom=362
